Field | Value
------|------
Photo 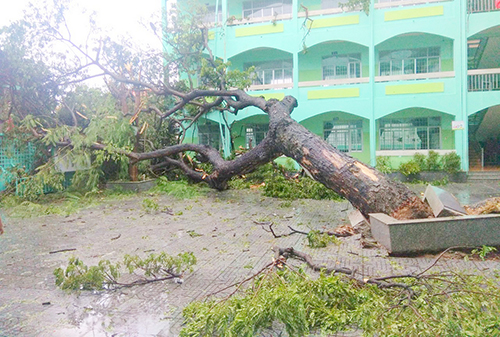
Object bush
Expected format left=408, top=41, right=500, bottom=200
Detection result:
left=413, top=153, right=427, bottom=171
left=426, top=150, right=441, bottom=171
left=375, top=156, right=393, bottom=174
left=398, top=160, right=421, bottom=177
left=441, top=152, right=461, bottom=174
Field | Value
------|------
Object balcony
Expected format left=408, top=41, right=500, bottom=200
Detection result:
left=375, top=71, right=455, bottom=82
left=468, top=68, right=500, bottom=91
left=374, top=0, right=450, bottom=9
left=468, top=0, right=500, bottom=13
left=298, top=77, right=369, bottom=87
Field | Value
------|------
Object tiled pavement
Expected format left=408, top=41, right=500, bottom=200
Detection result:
left=1, top=182, right=499, bottom=336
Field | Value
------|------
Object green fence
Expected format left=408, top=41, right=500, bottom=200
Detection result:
left=0, top=135, right=36, bottom=192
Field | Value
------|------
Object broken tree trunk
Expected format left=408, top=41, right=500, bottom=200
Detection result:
left=129, top=94, right=433, bottom=220
left=265, top=96, right=433, bottom=220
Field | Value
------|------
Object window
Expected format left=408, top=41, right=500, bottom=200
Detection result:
left=198, top=124, right=224, bottom=150
left=245, top=124, right=269, bottom=148
left=243, top=0, right=292, bottom=19
left=324, top=120, right=363, bottom=152
left=246, top=60, right=293, bottom=85
left=379, top=47, right=440, bottom=76
left=322, top=0, right=343, bottom=9
left=322, top=53, right=361, bottom=80
left=202, top=4, right=223, bottom=24
left=379, top=117, right=441, bottom=150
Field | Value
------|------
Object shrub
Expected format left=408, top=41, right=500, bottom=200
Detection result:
left=441, top=152, right=461, bottom=174
left=426, top=150, right=441, bottom=171
left=398, top=160, right=421, bottom=177
left=375, top=156, right=393, bottom=174
left=413, top=153, right=427, bottom=171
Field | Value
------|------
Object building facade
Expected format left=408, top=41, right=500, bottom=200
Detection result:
left=165, top=0, right=500, bottom=171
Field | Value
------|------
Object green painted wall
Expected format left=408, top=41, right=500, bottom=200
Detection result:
left=229, top=49, right=292, bottom=71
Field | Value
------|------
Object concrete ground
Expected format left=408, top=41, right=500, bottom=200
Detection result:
left=1, top=181, right=499, bottom=336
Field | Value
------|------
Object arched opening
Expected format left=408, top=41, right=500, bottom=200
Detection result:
left=469, top=105, right=500, bottom=170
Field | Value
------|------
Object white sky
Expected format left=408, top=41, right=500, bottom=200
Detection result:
left=0, top=0, right=162, bottom=48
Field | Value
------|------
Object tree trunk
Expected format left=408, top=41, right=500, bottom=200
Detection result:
left=129, top=95, right=433, bottom=220
left=267, top=97, right=433, bottom=220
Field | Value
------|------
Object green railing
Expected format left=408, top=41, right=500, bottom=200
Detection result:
left=0, top=135, right=36, bottom=192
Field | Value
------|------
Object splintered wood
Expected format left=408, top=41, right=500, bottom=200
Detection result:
left=465, top=197, right=500, bottom=215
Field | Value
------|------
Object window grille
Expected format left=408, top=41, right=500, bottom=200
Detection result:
left=242, top=0, right=292, bottom=18
left=322, top=0, right=343, bottom=8
left=246, top=60, right=293, bottom=85
left=379, top=47, right=440, bottom=76
left=323, top=120, right=363, bottom=152
left=198, top=124, right=224, bottom=150
left=202, top=4, right=223, bottom=23
left=322, top=53, right=361, bottom=80
left=245, top=124, right=269, bottom=148
left=379, top=117, right=441, bottom=150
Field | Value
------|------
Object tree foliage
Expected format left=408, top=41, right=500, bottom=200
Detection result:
left=181, top=257, right=500, bottom=336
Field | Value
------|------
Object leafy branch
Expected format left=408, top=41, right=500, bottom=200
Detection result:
left=54, top=252, right=196, bottom=291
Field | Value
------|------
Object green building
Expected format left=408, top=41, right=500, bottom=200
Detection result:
left=163, top=0, right=500, bottom=171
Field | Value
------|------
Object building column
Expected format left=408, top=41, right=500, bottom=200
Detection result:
left=292, top=0, right=299, bottom=96
left=457, top=0, right=469, bottom=170
left=369, top=0, right=377, bottom=167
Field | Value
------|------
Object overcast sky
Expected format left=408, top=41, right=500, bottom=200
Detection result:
left=0, top=0, right=162, bottom=48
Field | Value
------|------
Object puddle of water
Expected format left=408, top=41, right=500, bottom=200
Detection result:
left=52, top=289, right=171, bottom=337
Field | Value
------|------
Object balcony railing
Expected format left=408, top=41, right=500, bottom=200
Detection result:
left=248, top=82, right=293, bottom=91
left=375, top=71, right=455, bottom=82
left=468, top=0, right=500, bottom=13
left=298, top=77, right=369, bottom=87
left=374, top=0, right=449, bottom=9
left=468, top=68, right=500, bottom=91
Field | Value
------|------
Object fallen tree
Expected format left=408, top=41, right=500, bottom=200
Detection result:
left=2, top=2, right=432, bottom=220
left=127, top=93, right=432, bottom=219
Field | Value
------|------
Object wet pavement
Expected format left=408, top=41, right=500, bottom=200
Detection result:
left=1, top=181, right=500, bottom=336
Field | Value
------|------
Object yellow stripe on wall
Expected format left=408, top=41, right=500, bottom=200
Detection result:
left=308, top=88, right=360, bottom=100
left=384, top=6, right=444, bottom=21
left=307, top=15, right=359, bottom=29
left=208, top=31, right=215, bottom=40
left=385, top=82, right=444, bottom=95
left=251, top=92, right=286, bottom=100
left=235, top=23, right=284, bottom=37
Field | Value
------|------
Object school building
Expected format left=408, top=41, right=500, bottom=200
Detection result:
left=163, top=0, right=500, bottom=171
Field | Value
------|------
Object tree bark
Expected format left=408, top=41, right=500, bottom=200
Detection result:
left=128, top=95, right=433, bottom=220
left=267, top=97, right=433, bottom=220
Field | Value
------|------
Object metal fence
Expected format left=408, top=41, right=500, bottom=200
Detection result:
left=468, top=0, right=499, bottom=13
left=0, top=136, right=36, bottom=192
left=468, top=72, right=500, bottom=92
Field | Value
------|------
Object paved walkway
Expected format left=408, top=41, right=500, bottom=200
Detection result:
left=1, top=181, right=499, bottom=336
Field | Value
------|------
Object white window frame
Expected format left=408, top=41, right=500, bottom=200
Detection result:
left=379, top=47, right=441, bottom=76
left=246, top=60, right=293, bottom=86
left=322, top=53, right=362, bottom=80
left=245, top=124, right=269, bottom=148
left=242, top=0, right=293, bottom=19
left=198, top=124, right=224, bottom=150
left=378, top=117, right=441, bottom=151
left=323, top=120, right=363, bottom=153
